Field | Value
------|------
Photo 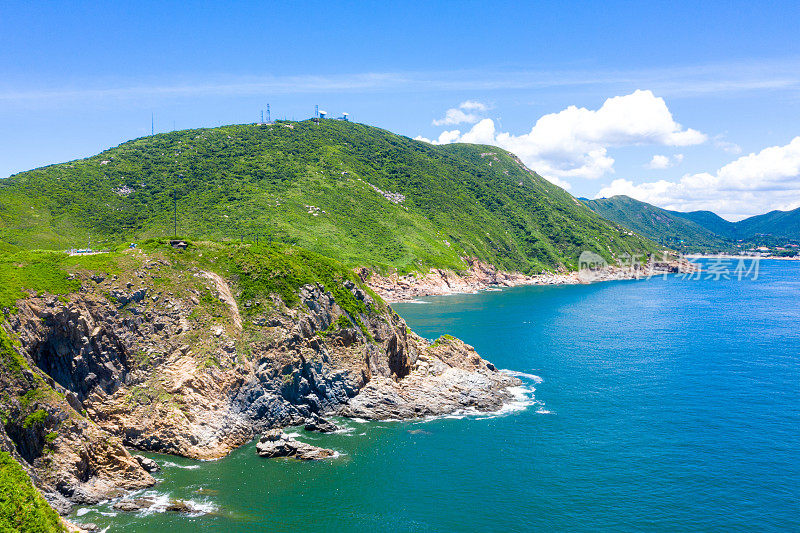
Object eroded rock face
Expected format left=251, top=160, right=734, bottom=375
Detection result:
left=2, top=263, right=519, bottom=514
left=255, top=429, right=336, bottom=460
left=338, top=335, right=519, bottom=419
left=13, top=296, right=130, bottom=403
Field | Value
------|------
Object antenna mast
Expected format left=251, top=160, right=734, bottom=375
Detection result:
left=267, top=103, right=271, bottom=123
left=151, top=112, right=154, bottom=135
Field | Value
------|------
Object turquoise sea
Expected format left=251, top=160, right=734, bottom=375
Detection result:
left=73, top=260, right=800, bottom=531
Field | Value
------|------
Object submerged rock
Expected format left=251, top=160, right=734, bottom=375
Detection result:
left=256, top=430, right=336, bottom=460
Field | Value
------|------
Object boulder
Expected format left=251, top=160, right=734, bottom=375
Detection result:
left=304, top=415, right=339, bottom=433
left=133, top=455, right=160, bottom=473
left=113, top=497, right=156, bottom=512
left=256, top=430, right=336, bottom=460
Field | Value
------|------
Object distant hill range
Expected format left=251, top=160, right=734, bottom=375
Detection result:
left=582, top=195, right=800, bottom=252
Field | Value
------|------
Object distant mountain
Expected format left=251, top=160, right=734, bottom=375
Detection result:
left=734, top=207, right=800, bottom=239
left=666, top=209, right=737, bottom=240
left=581, top=196, right=731, bottom=252
left=583, top=195, right=800, bottom=252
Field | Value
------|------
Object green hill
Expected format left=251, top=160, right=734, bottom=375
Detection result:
left=0, top=120, right=656, bottom=274
left=735, top=207, right=800, bottom=239
left=666, top=209, right=737, bottom=240
left=584, top=195, right=800, bottom=252
left=582, top=196, right=732, bottom=252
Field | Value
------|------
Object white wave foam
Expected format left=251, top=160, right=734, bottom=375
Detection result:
left=127, top=490, right=216, bottom=517
left=76, top=508, right=92, bottom=517
left=162, top=461, right=201, bottom=470
left=502, top=369, right=543, bottom=384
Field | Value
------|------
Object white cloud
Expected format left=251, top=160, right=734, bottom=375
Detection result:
left=648, top=155, right=671, bottom=169
left=713, top=136, right=742, bottom=154
left=459, top=100, right=488, bottom=111
left=432, top=109, right=479, bottom=126
left=419, top=90, right=706, bottom=187
left=596, top=137, right=800, bottom=219
left=647, top=153, right=683, bottom=169
left=432, top=100, right=489, bottom=126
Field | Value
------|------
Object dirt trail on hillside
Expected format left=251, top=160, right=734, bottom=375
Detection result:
left=200, top=271, right=243, bottom=330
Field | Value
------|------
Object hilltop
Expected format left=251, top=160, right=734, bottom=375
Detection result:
left=0, top=120, right=656, bottom=274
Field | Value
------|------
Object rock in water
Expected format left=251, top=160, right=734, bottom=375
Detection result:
left=113, top=497, right=200, bottom=514
left=113, top=497, right=157, bottom=512
left=256, top=430, right=336, bottom=460
left=304, top=415, right=339, bottom=433
left=133, top=455, right=161, bottom=473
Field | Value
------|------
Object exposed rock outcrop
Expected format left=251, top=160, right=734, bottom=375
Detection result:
left=362, top=256, right=699, bottom=302
left=0, top=248, right=521, bottom=515
left=255, top=429, right=336, bottom=460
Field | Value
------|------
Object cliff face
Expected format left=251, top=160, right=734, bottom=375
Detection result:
left=0, top=243, right=518, bottom=514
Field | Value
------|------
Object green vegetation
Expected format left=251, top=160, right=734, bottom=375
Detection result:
left=22, top=409, right=48, bottom=429
left=431, top=334, right=456, bottom=348
left=584, top=195, right=800, bottom=253
left=0, top=120, right=656, bottom=274
left=0, top=326, right=29, bottom=381
left=582, top=196, right=732, bottom=252
left=0, top=452, right=65, bottom=532
left=734, top=207, right=800, bottom=240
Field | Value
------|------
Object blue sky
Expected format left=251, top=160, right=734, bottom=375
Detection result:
left=2, top=1, right=800, bottom=219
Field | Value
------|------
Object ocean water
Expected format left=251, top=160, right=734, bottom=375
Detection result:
left=73, top=260, right=800, bottom=532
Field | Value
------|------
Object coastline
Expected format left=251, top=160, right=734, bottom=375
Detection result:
left=363, top=257, right=696, bottom=303
left=685, top=254, right=800, bottom=261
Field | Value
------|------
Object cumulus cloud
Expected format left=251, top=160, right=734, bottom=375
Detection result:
left=418, top=90, right=706, bottom=187
left=596, top=137, right=800, bottom=219
left=647, top=153, right=683, bottom=169
left=432, top=100, right=489, bottom=126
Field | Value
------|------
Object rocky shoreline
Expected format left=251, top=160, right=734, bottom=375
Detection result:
left=362, top=257, right=697, bottom=302
left=0, top=248, right=521, bottom=519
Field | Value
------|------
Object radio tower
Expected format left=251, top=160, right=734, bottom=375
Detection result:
left=267, top=103, right=271, bottom=123
left=151, top=112, right=154, bottom=135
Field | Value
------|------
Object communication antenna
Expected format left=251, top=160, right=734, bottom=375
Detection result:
left=267, top=103, right=270, bottom=122
left=261, top=110, right=264, bottom=123
left=151, top=112, right=154, bottom=135
left=315, top=105, right=319, bottom=118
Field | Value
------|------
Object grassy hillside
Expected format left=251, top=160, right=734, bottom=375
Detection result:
left=667, top=209, right=737, bottom=240
left=0, top=452, right=65, bottom=532
left=585, top=195, right=800, bottom=252
left=0, top=120, right=655, bottom=274
left=582, top=196, right=733, bottom=252
left=735, top=207, right=800, bottom=239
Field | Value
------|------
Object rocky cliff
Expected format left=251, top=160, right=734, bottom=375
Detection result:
left=0, top=241, right=519, bottom=515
